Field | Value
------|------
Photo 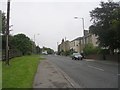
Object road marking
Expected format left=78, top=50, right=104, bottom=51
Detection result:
left=64, top=75, right=75, bottom=87
left=118, top=74, right=120, bottom=76
left=85, top=59, right=95, bottom=62
left=50, top=61, right=76, bottom=88
left=87, top=65, right=104, bottom=71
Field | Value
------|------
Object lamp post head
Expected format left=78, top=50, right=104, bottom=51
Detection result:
left=74, top=16, right=78, bottom=19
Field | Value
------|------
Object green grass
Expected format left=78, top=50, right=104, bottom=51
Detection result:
left=2, top=55, right=43, bottom=88
left=0, top=61, right=2, bottom=89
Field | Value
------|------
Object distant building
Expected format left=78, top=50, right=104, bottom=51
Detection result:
left=70, top=37, right=81, bottom=53
left=58, top=30, right=98, bottom=54
left=58, top=39, right=70, bottom=53
left=69, top=30, right=98, bottom=53
left=42, top=50, right=48, bottom=55
left=79, top=33, right=98, bottom=52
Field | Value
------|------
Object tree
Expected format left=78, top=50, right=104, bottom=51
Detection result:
left=83, top=43, right=100, bottom=55
left=0, top=10, right=2, bottom=33
left=0, top=10, right=6, bottom=50
left=0, top=10, right=7, bottom=35
left=36, top=46, right=42, bottom=54
left=11, top=34, right=33, bottom=55
left=42, top=47, right=54, bottom=54
left=89, top=1, right=120, bottom=54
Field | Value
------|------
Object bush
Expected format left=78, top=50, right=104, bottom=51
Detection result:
left=83, top=43, right=101, bottom=55
left=98, top=49, right=110, bottom=55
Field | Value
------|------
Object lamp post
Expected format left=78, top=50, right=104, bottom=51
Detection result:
left=74, top=17, right=85, bottom=53
left=34, top=34, right=40, bottom=43
left=33, top=34, right=40, bottom=54
left=74, top=17, right=85, bottom=34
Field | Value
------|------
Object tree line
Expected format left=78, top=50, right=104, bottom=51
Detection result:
left=0, top=10, right=54, bottom=60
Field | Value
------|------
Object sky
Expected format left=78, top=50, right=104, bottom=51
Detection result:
left=1, top=0, right=119, bottom=51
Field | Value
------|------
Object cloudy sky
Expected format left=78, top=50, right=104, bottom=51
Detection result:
left=1, top=0, right=119, bottom=51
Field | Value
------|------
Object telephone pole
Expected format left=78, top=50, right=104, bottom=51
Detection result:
left=6, top=0, right=11, bottom=65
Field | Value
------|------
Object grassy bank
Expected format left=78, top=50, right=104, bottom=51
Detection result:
left=0, top=61, right=2, bottom=89
left=2, top=55, right=43, bottom=88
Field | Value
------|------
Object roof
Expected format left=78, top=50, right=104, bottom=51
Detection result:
left=71, top=37, right=82, bottom=42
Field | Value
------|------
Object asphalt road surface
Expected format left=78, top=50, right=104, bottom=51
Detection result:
left=43, top=55, right=118, bottom=88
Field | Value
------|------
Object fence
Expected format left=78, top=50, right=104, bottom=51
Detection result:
left=2, top=49, right=22, bottom=60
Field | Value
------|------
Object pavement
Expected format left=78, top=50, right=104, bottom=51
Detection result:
left=33, top=59, right=80, bottom=88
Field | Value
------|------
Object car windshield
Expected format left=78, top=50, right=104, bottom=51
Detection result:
left=73, top=53, right=80, bottom=55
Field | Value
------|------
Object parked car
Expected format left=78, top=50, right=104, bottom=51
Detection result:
left=71, top=53, right=83, bottom=60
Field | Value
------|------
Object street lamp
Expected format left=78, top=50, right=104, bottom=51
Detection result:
left=33, top=33, right=40, bottom=54
left=74, top=16, right=85, bottom=53
left=74, top=16, right=85, bottom=34
left=34, top=33, right=40, bottom=45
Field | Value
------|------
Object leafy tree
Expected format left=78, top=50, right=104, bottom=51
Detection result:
left=0, top=10, right=6, bottom=51
left=11, top=34, right=33, bottom=55
left=83, top=43, right=100, bottom=55
left=64, top=49, right=77, bottom=56
left=47, top=48, right=54, bottom=54
left=36, top=46, right=42, bottom=54
left=42, top=46, right=54, bottom=54
left=89, top=1, right=120, bottom=54
left=0, top=10, right=7, bottom=35
left=0, top=10, right=2, bottom=33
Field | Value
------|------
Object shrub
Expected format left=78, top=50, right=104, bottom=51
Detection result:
left=83, top=43, right=101, bottom=55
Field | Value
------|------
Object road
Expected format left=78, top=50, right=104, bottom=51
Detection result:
left=43, top=55, right=118, bottom=88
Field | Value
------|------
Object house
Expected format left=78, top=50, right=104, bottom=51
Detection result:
left=69, top=37, right=81, bottom=53
left=42, top=50, right=48, bottom=55
left=58, top=39, right=70, bottom=53
left=58, top=30, right=98, bottom=54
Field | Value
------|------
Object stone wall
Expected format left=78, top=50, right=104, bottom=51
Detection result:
left=85, top=54, right=119, bottom=62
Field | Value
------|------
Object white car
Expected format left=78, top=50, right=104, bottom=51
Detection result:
left=71, top=53, right=83, bottom=60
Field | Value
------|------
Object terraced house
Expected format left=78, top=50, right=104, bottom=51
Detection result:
left=58, top=39, right=70, bottom=54
left=58, top=30, right=98, bottom=54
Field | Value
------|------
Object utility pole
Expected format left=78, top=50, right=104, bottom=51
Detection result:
left=6, top=0, right=10, bottom=65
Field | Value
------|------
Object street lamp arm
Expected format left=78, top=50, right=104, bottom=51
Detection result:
left=74, top=16, right=85, bottom=31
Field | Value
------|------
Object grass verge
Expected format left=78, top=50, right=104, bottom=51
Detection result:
left=2, top=55, right=42, bottom=88
left=0, top=61, right=2, bottom=89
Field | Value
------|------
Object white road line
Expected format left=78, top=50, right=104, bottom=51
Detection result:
left=64, top=75, right=75, bottom=87
left=87, top=65, right=104, bottom=71
left=118, top=74, right=120, bottom=76
left=85, top=59, right=95, bottom=62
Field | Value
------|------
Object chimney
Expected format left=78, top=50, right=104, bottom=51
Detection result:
left=84, top=30, right=89, bottom=36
